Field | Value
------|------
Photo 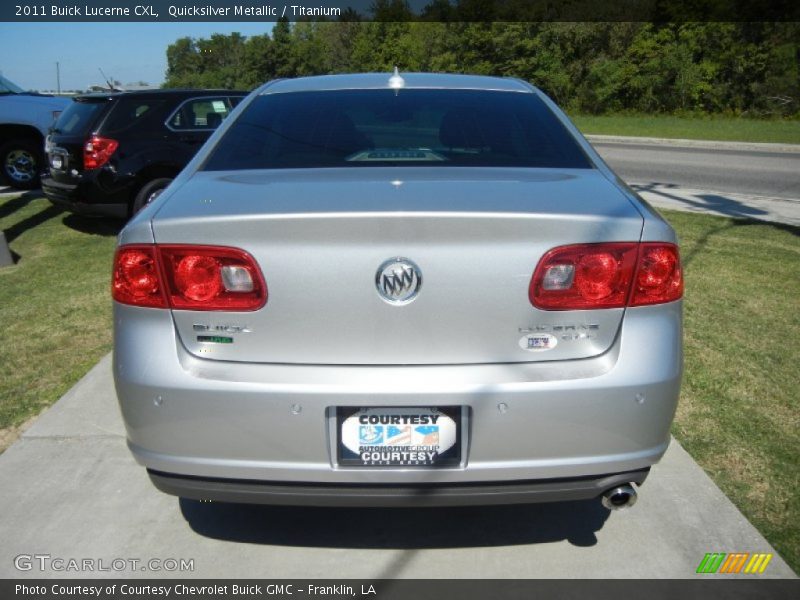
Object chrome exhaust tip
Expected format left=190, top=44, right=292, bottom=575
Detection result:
left=601, top=484, right=638, bottom=510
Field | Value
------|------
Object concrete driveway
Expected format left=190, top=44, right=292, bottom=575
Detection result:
left=588, top=136, right=800, bottom=227
left=0, top=355, right=795, bottom=579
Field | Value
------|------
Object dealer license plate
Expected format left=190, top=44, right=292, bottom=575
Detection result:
left=337, top=407, right=462, bottom=468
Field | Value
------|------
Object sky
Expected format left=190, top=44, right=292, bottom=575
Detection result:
left=0, top=22, right=276, bottom=91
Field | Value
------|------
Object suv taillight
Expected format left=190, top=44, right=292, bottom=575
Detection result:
left=84, top=135, right=118, bottom=169
left=112, top=245, right=267, bottom=311
left=530, top=242, right=682, bottom=310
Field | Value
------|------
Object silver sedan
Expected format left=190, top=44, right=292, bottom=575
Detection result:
left=112, top=72, right=683, bottom=510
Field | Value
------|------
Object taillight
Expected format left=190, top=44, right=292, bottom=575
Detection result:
left=530, top=242, right=682, bottom=310
left=112, top=246, right=167, bottom=308
left=159, top=245, right=267, bottom=310
left=112, top=244, right=267, bottom=311
left=630, top=243, right=683, bottom=306
left=84, top=135, right=118, bottom=169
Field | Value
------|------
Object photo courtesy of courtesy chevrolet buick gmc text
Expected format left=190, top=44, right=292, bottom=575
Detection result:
left=112, top=72, right=683, bottom=510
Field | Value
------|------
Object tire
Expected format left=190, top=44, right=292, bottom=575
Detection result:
left=131, top=177, right=172, bottom=216
left=0, top=139, right=43, bottom=190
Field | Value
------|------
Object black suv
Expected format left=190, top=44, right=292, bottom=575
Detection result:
left=42, top=89, right=247, bottom=217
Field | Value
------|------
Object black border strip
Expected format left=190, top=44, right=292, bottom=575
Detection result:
left=2, top=579, right=799, bottom=599
left=2, top=1, right=799, bottom=23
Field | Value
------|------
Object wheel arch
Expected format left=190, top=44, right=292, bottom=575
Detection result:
left=0, top=124, right=44, bottom=147
left=130, top=164, right=181, bottom=203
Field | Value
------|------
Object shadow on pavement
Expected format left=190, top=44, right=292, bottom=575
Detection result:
left=632, top=182, right=770, bottom=220
left=632, top=182, right=799, bottom=267
left=179, top=498, right=610, bottom=549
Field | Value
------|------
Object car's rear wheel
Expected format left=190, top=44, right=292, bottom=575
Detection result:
left=0, top=139, right=42, bottom=190
left=132, top=177, right=172, bottom=215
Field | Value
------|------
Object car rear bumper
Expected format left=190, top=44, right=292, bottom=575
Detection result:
left=149, top=468, right=651, bottom=507
left=42, top=175, right=129, bottom=218
left=113, top=301, right=681, bottom=503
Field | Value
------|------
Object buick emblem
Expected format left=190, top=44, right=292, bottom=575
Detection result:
left=375, top=258, right=422, bottom=305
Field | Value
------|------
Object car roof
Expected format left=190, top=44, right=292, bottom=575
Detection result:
left=73, top=89, right=247, bottom=101
left=259, top=73, right=534, bottom=95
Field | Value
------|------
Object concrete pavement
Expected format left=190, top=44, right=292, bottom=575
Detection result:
left=631, top=182, right=800, bottom=227
left=591, top=136, right=800, bottom=201
left=586, top=134, right=800, bottom=155
left=1, top=355, right=795, bottom=579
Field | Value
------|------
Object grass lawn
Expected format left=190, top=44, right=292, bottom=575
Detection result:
left=571, top=114, right=800, bottom=144
left=660, top=208, right=800, bottom=573
left=0, top=194, right=798, bottom=572
left=0, top=193, right=120, bottom=447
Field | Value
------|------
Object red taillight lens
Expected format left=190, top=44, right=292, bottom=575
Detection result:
left=174, top=255, right=223, bottom=302
left=530, top=243, right=639, bottom=310
left=159, top=245, right=266, bottom=310
left=630, top=243, right=683, bottom=306
left=84, top=135, right=118, bottom=170
left=530, top=242, right=682, bottom=310
left=112, top=246, right=167, bottom=308
left=111, top=244, right=267, bottom=311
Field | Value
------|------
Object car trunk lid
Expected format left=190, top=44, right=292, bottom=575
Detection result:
left=152, top=167, right=643, bottom=365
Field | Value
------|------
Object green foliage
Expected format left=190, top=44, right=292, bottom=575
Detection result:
left=163, top=21, right=800, bottom=117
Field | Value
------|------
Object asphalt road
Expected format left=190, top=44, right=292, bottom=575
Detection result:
left=592, top=139, right=800, bottom=200
left=2, top=138, right=799, bottom=228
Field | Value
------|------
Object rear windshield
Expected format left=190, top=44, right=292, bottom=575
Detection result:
left=52, top=100, right=107, bottom=135
left=202, top=89, right=592, bottom=171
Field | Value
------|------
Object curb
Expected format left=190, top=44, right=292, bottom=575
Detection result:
left=585, top=134, right=800, bottom=154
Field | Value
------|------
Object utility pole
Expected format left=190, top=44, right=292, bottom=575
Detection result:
left=56, top=61, right=61, bottom=94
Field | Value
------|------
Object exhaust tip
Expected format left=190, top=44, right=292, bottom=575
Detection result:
left=601, top=484, right=638, bottom=511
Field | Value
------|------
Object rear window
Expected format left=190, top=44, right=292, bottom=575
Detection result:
left=202, top=89, right=592, bottom=171
left=53, top=100, right=106, bottom=135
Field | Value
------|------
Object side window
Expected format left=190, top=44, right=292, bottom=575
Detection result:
left=102, top=98, right=164, bottom=133
left=229, top=96, right=244, bottom=108
left=168, top=97, right=230, bottom=131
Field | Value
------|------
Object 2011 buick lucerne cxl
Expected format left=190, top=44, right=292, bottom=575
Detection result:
left=112, top=72, right=682, bottom=511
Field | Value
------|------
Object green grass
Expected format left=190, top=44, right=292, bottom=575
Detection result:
left=660, top=209, right=799, bottom=574
left=0, top=194, right=119, bottom=442
left=571, top=114, right=800, bottom=144
left=0, top=194, right=798, bottom=572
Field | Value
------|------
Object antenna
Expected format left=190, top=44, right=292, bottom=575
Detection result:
left=98, top=67, right=115, bottom=91
left=388, top=66, right=405, bottom=91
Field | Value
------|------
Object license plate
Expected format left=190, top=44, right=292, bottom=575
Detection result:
left=337, top=407, right=462, bottom=468
left=50, top=155, right=64, bottom=170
